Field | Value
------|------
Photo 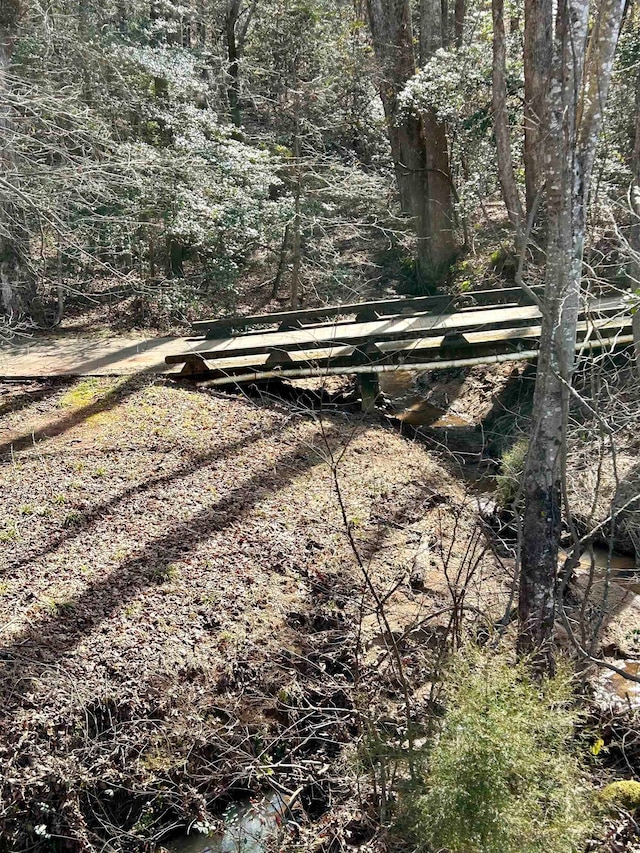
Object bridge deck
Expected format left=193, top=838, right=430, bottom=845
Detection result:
left=0, top=290, right=633, bottom=381
left=191, top=284, right=542, bottom=336
left=168, top=292, right=633, bottom=382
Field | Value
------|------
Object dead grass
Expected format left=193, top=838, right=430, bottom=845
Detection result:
left=0, top=376, right=509, bottom=851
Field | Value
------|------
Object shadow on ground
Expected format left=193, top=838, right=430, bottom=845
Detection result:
left=0, top=421, right=348, bottom=715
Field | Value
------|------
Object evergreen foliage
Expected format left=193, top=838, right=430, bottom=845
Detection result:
left=405, top=649, right=595, bottom=853
left=495, top=436, right=528, bottom=509
left=1, top=0, right=391, bottom=325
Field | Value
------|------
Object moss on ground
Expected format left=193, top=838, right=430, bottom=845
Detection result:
left=598, top=780, right=640, bottom=812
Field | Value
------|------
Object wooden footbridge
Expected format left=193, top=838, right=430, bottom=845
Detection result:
left=0, top=286, right=634, bottom=410
left=165, top=286, right=635, bottom=408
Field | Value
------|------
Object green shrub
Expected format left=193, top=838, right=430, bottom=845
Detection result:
left=495, top=436, right=528, bottom=509
left=405, top=648, right=594, bottom=853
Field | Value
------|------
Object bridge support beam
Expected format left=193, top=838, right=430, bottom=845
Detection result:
left=358, top=373, right=381, bottom=413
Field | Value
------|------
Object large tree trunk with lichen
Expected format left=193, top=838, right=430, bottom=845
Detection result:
left=492, top=0, right=523, bottom=237
left=0, top=18, right=39, bottom=324
left=518, top=0, right=625, bottom=668
left=367, top=0, right=455, bottom=283
left=225, top=0, right=257, bottom=127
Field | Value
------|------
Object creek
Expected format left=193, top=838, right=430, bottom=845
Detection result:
left=379, top=369, right=472, bottom=427
left=165, top=793, right=286, bottom=853
left=571, top=548, right=640, bottom=708
left=169, top=371, right=639, bottom=847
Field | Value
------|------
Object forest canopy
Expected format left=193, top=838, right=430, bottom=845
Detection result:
left=1, top=0, right=638, bottom=329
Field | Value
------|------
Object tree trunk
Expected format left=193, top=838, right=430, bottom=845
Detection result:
left=78, top=0, right=93, bottom=105
left=224, top=1, right=257, bottom=127
left=523, top=0, right=552, bottom=217
left=492, top=0, right=523, bottom=236
left=290, top=184, right=301, bottom=309
left=0, top=17, right=39, bottom=324
left=367, top=0, right=455, bottom=282
left=117, top=0, right=127, bottom=31
left=634, top=306, right=640, bottom=377
left=271, top=223, right=290, bottom=299
left=226, top=0, right=242, bottom=126
left=441, top=0, right=449, bottom=46
left=629, top=64, right=640, bottom=375
left=181, top=18, right=189, bottom=48
left=518, top=0, right=625, bottom=668
left=454, top=0, right=465, bottom=47
left=419, top=0, right=442, bottom=63
left=290, top=91, right=302, bottom=309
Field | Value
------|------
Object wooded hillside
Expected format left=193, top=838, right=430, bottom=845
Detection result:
left=1, top=2, right=640, bottom=852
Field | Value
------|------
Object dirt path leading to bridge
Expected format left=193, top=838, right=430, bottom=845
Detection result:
left=0, top=334, right=190, bottom=377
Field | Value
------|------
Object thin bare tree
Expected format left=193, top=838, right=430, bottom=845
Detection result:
left=518, top=0, right=626, bottom=668
left=629, top=61, right=640, bottom=372
left=492, top=0, right=523, bottom=239
left=523, top=0, right=552, bottom=218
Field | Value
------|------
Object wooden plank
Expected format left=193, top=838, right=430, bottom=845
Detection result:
left=170, top=314, right=633, bottom=377
left=191, top=285, right=542, bottom=337
left=170, top=295, right=627, bottom=367
left=200, top=332, right=638, bottom=388
left=169, top=303, right=545, bottom=365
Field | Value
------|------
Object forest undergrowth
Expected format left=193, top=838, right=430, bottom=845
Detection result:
left=0, top=372, right=638, bottom=852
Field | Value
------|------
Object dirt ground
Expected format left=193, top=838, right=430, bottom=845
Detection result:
left=0, top=374, right=513, bottom=851
left=1, top=366, right=639, bottom=852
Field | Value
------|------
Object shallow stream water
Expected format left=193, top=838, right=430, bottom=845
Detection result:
left=166, top=794, right=285, bottom=853
left=379, top=369, right=472, bottom=427
left=599, top=661, right=640, bottom=708
left=571, top=548, right=640, bottom=707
